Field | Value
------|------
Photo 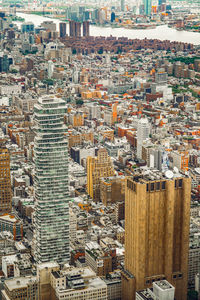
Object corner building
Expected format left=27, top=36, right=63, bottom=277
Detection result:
left=122, top=173, right=191, bottom=300
left=34, top=96, right=69, bottom=264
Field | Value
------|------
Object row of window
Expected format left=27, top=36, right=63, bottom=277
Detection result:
left=145, top=275, right=166, bottom=285
left=127, top=179, right=184, bottom=192
left=146, top=181, right=166, bottom=192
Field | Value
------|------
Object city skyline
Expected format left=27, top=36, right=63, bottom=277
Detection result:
left=0, top=1, right=199, bottom=299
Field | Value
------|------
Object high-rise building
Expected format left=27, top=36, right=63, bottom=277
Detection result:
left=0, top=146, right=12, bottom=214
left=111, top=12, right=115, bottom=23
left=69, top=20, right=81, bottom=37
left=121, top=0, right=125, bottom=12
left=87, top=149, right=115, bottom=202
left=122, top=171, right=191, bottom=300
left=69, top=20, right=75, bottom=37
left=59, top=22, right=67, bottom=38
left=0, top=54, right=13, bottom=73
left=21, top=22, right=34, bottom=33
left=137, top=118, right=150, bottom=159
left=34, top=95, right=69, bottom=264
left=75, top=22, right=81, bottom=37
left=143, top=0, right=152, bottom=15
left=83, top=21, right=90, bottom=37
left=158, top=0, right=166, bottom=5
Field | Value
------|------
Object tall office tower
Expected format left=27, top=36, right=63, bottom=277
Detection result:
left=83, top=21, right=90, bottom=37
left=69, top=21, right=81, bottom=37
left=59, top=22, right=67, bottom=38
left=87, top=149, right=115, bottom=202
left=122, top=172, right=191, bottom=300
left=143, top=0, right=152, bottom=15
left=0, top=146, right=12, bottom=214
left=137, top=118, right=150, bottom=159
left=34, top=95, right=69, bottom=264
left=69, top=20, right=75, bottom=37
left=75, top=22, right=81, bottom=37
left=121, top=0, right=125, bottom=12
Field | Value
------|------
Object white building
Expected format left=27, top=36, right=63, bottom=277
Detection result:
left=69, top=207, right=77, bottom=243
left=195, top=273, right=200, bottom=295
left=48, top=60, right=54, bottom=79
left=0, top=85, right=22, bottom=96
left=136, top=280, right=175, bottom=300
left=105, top=137, right=130, bottom=158
left=87, top=103, right=101, bottom=120
left=137, top=118, right=150, bottom=159
left=153, top=280, right=175, bottom=300
left=51, top=267, right=108, bottom=300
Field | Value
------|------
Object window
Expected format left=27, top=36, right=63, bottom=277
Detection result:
left=146, top=280, right=150, bottom=284
left=156, top=182, right=160, bottom=191
left=179, top=179, right=183, bottom=188
left=162, top=181, right=166, bottom=190
left=150, top=183, right=154, bottom=191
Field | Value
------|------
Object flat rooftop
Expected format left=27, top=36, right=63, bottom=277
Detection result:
left=5, top=276, right=37, bottom=290
left=137, top=289, right=154, bottom=300
left=0, top=214, right=20, bottom=224
left=153, top=280, right=174, bottom=290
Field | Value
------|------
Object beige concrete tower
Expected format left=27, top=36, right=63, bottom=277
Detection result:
left=122, top=173, right=191, bottom=300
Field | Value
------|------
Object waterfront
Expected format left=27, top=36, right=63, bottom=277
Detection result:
left=16, top=12, right=200, bottom=45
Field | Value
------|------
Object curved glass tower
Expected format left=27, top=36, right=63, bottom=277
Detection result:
left=34, top=95, right=69, bottom=264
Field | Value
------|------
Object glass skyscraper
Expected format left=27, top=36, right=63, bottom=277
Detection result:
left=144, top=0, right=152, bottom=15
left=34, top=95, right=69, bottom=264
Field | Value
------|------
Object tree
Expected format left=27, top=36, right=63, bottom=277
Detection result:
left=187, top=291, right=198, bottom=300
left=98, top=47, right=103, bottom=54
left=76, top=99, right=83, bottom=105
left=11, top=69, right=18, bottom=74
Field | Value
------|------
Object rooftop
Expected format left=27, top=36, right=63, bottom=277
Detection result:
left=5, top=276, right=37, bottom=290
left=153, top=280, right=174, bottom=290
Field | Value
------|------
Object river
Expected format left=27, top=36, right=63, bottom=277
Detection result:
left=16, top=12, right=200, bottom=45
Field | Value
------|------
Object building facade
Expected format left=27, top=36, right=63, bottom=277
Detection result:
left=59, top=22, right=67, bottom=38
left=87, top=149, right=115, bottom=202
left=0, top=146, right=12, bottom=214
left=122, top=172, right=191, bottom=300
left=137, top=118, right=150, bottom=159
left=100, top=176, right=125, bottom=206
left=34, top=96, right=69, bottom=264
left=2, top=276, right=38, bottom=300
left=143, top=0, right=152, bottom=15
left=83, top=21, right=90, bottom=37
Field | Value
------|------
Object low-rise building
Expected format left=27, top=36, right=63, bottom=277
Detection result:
left=50, top=267, right=107, bottom=300
left=2, top=276, right=38, bottom=300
